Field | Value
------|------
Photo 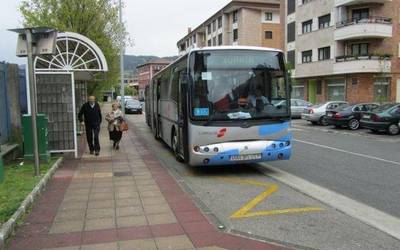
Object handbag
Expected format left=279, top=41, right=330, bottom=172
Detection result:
left=119, top=119, right=129, bottom=132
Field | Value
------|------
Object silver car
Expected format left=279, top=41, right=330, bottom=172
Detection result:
left=302, top=101, right=349, bottom=125
left=291, top=99, right=313, bottom=118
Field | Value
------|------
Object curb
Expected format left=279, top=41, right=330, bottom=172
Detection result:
left=0, top=157, right=64, bottom=249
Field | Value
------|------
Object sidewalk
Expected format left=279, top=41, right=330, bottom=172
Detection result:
left=6, top=104, right=286, bottom=250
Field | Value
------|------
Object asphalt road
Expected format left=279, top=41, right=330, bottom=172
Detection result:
left=126, top=114, right=400, bottom=250
left=276, top=119, right=400, bottom=218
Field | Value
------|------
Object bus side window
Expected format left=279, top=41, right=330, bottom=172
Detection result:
left=171, top=70, right=180, bottom=102
left=156, top=79, right=161, bottom=99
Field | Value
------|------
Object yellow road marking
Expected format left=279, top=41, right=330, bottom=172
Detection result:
left=184, top=170, right=325, bottom=218
left=217, top=177, right=324, bottom=219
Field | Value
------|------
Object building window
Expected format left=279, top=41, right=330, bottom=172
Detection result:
left=218, top=16, right=223, bottom=28
left=351, top=43, right=369, bottom=56
left=327, top=80, right=346, bottom=101
left=287, top=50, right=295, bottom=69
left=352, top=8, right=369, bottom=22
left=292, top=85, right=304, bottom=99
left=318, top=47, right=330, bottom=61
left=287, top=22, right=295, bottom=42
left=233, top=29, right=238, bottom=41
left=302, top=0, right=312, bottom=4
left=212, top=37, right=217, bottom=46
left=265, top=31, right=273, bottom=39
left=352, top=78, right=358, bottom=85
left=233, top=10, right=238, bottom=23
left=265, top=12, right=273, bottom=21
left=212, top=20, right=216, bottom=32
left=302, top=20, right=312, bottom=34
left=218, top=34, right=223, bottom=45
left=319, top=14, right=330, bottom=29
left=374, top=78, right=390, bottom=102
left=207, top=24, right=211, bottom=34
left=193, top=35, right=196, bottom=44
left=208, top=39, right=211, bottom=46
left=287, top=0, right=295, bottom=15
left=302, top=50, right=312, bottom=63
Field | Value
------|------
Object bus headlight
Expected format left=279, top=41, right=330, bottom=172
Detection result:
left=286, top=141, right=291, bottom=146
left=204, top=147, right=210, bottom=152
left=194, top=146, right=200, bottom=152
left=213, top=147, right=219, bottom=153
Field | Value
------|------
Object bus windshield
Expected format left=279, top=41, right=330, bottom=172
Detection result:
left=190, top=50, right=289, bottom=121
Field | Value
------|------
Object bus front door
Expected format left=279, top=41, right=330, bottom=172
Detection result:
left=178, top=72, right=189, bottom=162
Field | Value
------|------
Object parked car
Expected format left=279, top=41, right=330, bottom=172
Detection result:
left=302, top=101, right=348, bottom=125
left=291, top=99, right=313, bottom=118
left=117, top=95, right=133, bottom=103
left=326, top=103, right=380, bottom=130
left=360, top=103, right=400, bottom=135
left=125, top=99, right=143, bottom=114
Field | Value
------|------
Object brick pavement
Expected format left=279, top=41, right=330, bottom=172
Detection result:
left=5, top=105, right=287, bottom=250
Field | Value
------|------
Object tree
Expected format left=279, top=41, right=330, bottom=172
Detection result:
left=19, top=0, right=129, bottom=96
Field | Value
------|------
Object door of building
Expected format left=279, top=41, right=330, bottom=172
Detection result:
left=396, top=79, right=400, bottom=103
left=308, top=80, right=317, bottom=104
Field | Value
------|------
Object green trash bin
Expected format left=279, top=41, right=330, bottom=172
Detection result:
left=22, top=114, right=50, bottom=163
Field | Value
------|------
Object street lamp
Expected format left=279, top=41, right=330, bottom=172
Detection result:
left=119, top=0, right=125, bottom=115
left=9, top=27, right=57, bottom=176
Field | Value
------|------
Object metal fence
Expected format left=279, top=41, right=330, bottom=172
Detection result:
left=0, top=63, right=11, bottom=144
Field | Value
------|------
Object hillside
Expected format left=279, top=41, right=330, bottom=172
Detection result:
left=124, top=55, right=178, bottom=74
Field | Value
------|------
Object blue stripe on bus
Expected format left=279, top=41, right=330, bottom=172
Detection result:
left=258, top=122, right=290, bottom=136
left=207, top=143, right=291, bottom=165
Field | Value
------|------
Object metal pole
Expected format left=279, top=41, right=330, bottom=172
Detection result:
left=119, top=0, right=125, bottom=114
left=26, top=29, right=40, bottom=176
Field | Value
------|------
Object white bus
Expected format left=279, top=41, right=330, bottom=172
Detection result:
left=146, top=46, right=292, bottom=166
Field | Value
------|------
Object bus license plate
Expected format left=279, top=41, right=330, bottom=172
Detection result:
left=230, top=154, right=262, bottom=161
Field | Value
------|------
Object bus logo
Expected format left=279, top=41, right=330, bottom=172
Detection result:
left=217, top=128, right=227, bottom=138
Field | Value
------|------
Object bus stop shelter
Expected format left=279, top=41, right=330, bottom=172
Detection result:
left=33, top=32, right=108, bottom=158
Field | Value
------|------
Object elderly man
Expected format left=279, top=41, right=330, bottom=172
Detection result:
left=78, top=96, right=102, bottom=156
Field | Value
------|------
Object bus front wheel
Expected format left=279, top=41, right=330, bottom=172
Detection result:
left=171, top=129, right=184, bottom=162
left=153, top=118, right=160, bottom=140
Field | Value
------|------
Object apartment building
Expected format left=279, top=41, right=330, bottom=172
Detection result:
left=137, top=59, right=170, bottom=100
left=285, top=0, right=400, bottom=104
left=177, top=0, right=284, bottom=55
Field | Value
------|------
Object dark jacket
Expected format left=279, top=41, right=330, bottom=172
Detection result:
left=78, top=102, right=102, bottom=126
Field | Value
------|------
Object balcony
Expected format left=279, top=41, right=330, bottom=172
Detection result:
left=335, top=0, right=390, bottom=7
left=335, top=17, right=392, bottom=41
left=334, top=55, right=391, bottom=74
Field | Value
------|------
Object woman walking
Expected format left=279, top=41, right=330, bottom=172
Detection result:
left=105, top=103, right=123, bottom=150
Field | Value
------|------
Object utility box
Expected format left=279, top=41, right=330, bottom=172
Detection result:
left=22, top=114, right=50, bottom=162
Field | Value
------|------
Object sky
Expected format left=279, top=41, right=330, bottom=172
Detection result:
left=0, top=0, right=231, bottom=64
